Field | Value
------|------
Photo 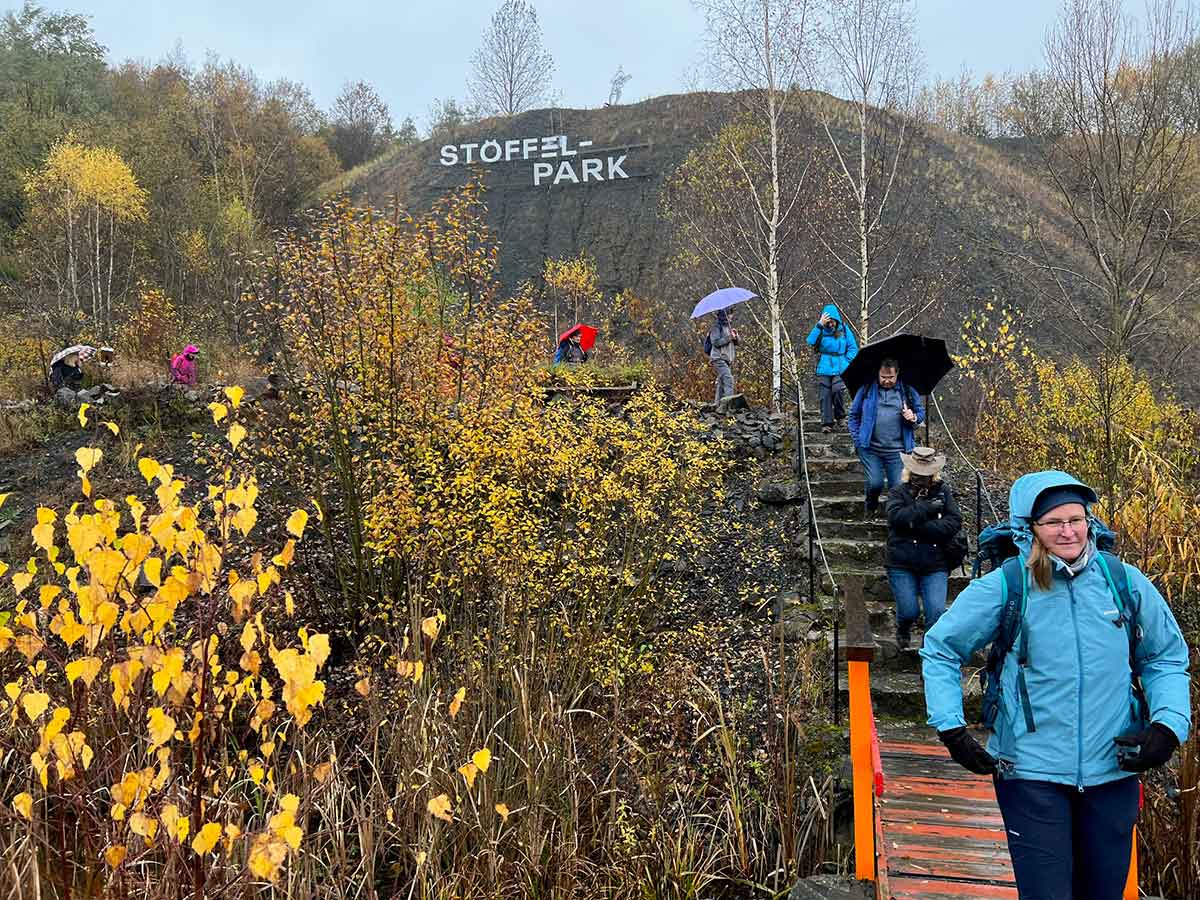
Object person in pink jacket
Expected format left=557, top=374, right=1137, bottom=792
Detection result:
left=170, top=345, right=199, bottom=386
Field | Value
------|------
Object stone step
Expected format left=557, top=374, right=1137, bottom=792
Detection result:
left=838, top=669, right=982, bottom=720
left=814, top=518, right=889, bottom=541
left=806, top=477, right=864, bottom=495
left=812, top=494, right=875, bottom=519
left=805, top=456, right=861, bottom=476
left=788, top=875, right=873, bottom=900
left=801, top=537, right=886, bottom=566
left=803, top=433, right=856, bottom=451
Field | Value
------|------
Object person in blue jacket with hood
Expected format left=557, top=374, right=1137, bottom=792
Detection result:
left=921, top=471, right=1190, bottom=900
left=847, top=359, right=924, bottom=514
left=806, top=304, right=858, bottom=432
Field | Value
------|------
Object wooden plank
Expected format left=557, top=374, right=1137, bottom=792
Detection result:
left=889, top=877, right=1018, bottom=899
left=877, top=735, right=1017, bottom=898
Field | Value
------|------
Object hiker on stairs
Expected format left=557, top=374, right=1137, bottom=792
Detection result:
left=920, top=471, right=1190, bottom=900
left=806, top=303, right=858, bottom=433
left=847, top=358, right=924, bottom=515
left=885, top=447, right=964, bottom=650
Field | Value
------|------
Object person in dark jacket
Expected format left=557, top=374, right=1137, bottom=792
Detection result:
left=49, top=351, right=84, bottom=391
left=886, top=446, right=961, bottom=649
left=554, top=330, right=589, bottom=365
left=806, top=303, right=858, bottom=432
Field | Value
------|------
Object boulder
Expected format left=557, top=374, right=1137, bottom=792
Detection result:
left=54, top=387, right=79, bottom=408
left=756, top=480, right=801, bottom=504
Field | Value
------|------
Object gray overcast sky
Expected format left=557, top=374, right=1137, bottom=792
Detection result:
left=59, top=1, right=1084, bottom=127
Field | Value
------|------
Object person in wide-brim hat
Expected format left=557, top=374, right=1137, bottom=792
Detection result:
left=900, top=446, right=946, bottom=478
left=885, top=445, right=962, bottom=650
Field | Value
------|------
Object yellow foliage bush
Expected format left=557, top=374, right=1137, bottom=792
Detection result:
left=116, top=284, right=183, bottom=367
left=0, top=319, right=48, bottom=398
left=0, top=394, right=326, bottom=895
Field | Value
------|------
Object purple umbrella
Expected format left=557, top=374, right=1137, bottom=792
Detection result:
left=690, top=287, right=757, bottom=319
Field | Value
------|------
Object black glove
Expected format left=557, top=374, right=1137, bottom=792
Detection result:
left=927, top=497, right=945, bottom=515
left=939, top=727, right=998, bottom=775
left=1115, top=722, right=1179, bottom=773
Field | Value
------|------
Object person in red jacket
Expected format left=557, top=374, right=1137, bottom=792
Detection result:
left=170, top=345, right=199, bottom=386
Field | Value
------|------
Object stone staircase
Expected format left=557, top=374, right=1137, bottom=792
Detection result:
left=791, top=410, right=980, bottom=722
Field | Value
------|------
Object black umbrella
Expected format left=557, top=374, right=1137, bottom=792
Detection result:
left=841, top=333, right=954, bottom=400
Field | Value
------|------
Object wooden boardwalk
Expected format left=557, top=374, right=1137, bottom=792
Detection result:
left=875, top=739, right=1017, bottom=900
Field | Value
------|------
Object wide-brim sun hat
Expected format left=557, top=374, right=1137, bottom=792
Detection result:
left=900, top=446, right=946, bottom=477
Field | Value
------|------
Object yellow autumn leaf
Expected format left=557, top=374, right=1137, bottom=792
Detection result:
left=78, top=403, right=89, bottom=427
left=396, top=659, right=424, bottom=683
left=104, top=844, right=127, bottom=867
left=494, top=802, right=511, bottom=822
left=137, top=458, right=160, bottom=484
left=147, top=707, right=176, bottom=748
left=449, top=686, right=466, bottom=718
left=12, top=792, right=32, bottom=819
left=21, top=691, right=50, bottom=722
left=12, top=571, right=33, bottom=595
left=426, top=793, right=453, bottom=822
left=75, top=447, right=102, bottom=473
left=191, top=821, right=222, bottom=855
left=421, top=612, right=444, bottom=642
left=354, top=676, right=370, bottom=697
left=472, top=748, right=492, bottom=773
left=65, top=656, right=103, bottom=687
left=208, top=402, right=228, bottom=424
left=458, top=761, right=478, bottom=788
left=227, top=423, right=246, bottom=451
left=223, top=385, right=245, bottom=407
left=312, top=761, right=333, bottom=784
left=285, top=509, right=308, bottom=539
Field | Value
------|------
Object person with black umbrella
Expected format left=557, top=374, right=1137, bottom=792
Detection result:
left=847, top=358, right=925, bottom=515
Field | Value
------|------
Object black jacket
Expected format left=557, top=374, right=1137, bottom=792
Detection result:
left=885, top=480, right=963, bottom=574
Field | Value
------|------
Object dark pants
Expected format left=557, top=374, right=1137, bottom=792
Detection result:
left=857, top=447, right=902, bottom=511
left=816, top=374, right=845, bottom=426
left=994, top=775, right=1139, bottom=900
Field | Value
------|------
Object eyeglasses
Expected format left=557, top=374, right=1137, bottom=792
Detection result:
left=1034, top=516, right=1088, bottom=532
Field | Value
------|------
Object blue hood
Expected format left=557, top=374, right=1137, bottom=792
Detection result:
left=820, top=303, right=844, bottom=329
left=1008, top=470, right=1100, bottom=556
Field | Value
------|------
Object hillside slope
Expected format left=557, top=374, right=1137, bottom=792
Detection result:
left=320, top=91, right=1198, bottom=397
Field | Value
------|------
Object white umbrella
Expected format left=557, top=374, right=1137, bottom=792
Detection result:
left=50, top=345, right=96, bottom=367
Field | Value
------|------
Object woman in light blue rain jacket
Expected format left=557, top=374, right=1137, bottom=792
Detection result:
left=921, top=470, right=1190, bottom=900
left=805, top=303, right=857, bottom=431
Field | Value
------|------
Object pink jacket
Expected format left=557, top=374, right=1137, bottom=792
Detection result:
left=170, top=352, right=197, bottom=386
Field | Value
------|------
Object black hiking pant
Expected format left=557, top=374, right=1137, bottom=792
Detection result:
left=994, top=774, right=1139, bottom=900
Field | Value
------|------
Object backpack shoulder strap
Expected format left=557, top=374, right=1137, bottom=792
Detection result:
left=997, top=557, right=1037, bottom=732
left=1096, top=550, right=1141, bottom=659
left=997, top=557, right=1027, bottom=648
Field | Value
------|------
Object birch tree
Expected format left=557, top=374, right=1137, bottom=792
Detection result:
left=689, top=0, right=817, bottom=408
left=22, top=138, right=147, bottom=339
left=468, top=0, right=555, bottom=117
left=816, top=0, right=924, bottom=341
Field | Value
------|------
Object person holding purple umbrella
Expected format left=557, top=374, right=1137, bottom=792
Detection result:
left=707, top=308, right=740, bottom=404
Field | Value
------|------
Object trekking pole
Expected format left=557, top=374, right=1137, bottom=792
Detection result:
left=925, top=392, right=931, bottom=446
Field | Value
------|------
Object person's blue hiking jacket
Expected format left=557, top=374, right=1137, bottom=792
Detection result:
left=847, top=381, right=924, bottom=451
left=806, top=303, right=858, bottom=377
left=921, top=471, right=1191, bottom=789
